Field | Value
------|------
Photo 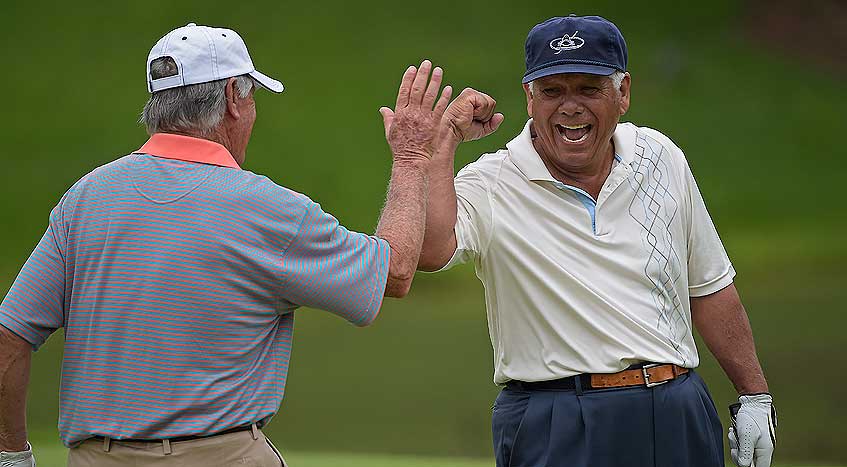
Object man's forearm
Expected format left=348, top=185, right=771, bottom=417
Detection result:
left=376, top=162, right=429, bottom=297
left=419, top=139, right=460, bottom=271
left=417, top=88, right=503, bottom=271
left=0, top=325, right=31, bottom=452
left=691, top=284, right=769, bottom=395
left=375, top=60, right=452, bottom=296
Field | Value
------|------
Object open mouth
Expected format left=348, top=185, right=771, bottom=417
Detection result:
left=555, top=123, right=592, bottom=143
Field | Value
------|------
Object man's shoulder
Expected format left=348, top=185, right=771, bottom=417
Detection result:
left=223, top=169, right=315, bottom=215
left=617, top=122, right=688, bottom=166
left=622, top=123, right=683, bottom=155
left=66, top=155, right=314, bottom=217
left=60, top=155, right=136, bottom=198
left=638, top=125, right=681, bottom=151
left=458, top=149, right=510, bottom=183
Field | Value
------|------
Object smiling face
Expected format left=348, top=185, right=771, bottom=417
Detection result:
left=524, top=72, right=630, bottom=176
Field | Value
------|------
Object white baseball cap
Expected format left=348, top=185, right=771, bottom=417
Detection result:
left=146, top=22, right=284, bottom=93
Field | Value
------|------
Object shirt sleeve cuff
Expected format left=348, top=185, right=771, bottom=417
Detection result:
left=689, top=264, right=736, bottom=297
left=356, top=236, right=390, bottom=326
left=0, top=314, right=45, bottom=350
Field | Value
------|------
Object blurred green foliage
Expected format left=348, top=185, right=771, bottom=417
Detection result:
left=3, top=0, right=845, bottom=465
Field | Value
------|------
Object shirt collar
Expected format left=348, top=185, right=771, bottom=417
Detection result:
left=507, top=119, right=637, bottom=182
left=133, top=133, right=241, bottom=169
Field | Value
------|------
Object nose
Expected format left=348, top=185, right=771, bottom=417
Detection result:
left=558, top=96, right=583, bottom=116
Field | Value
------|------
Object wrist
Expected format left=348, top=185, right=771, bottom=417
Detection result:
left=0, top=441, right=32, bottom=461
left=392, top=147, right=432, bottom=164
left=391, top=158, right=430, bottom=172
left=738, top=393, right=773, bottom=404
left=437, top=132, right=462, bottom=153
left=0, top=440, right=30, bottom=453
left=736, top=383, right=769, bottom=396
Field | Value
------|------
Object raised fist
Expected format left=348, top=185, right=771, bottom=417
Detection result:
left=442, top=88, right=504, bottom=146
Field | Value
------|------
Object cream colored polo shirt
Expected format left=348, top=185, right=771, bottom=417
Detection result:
left=441, top=120, right=735, bottom=384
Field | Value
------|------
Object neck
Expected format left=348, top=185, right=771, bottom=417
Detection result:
left=206, top=128, right=234, bottom=155
left=156, top=128, right=243, bottom=166
left=530, top=130, right=615, bottom=200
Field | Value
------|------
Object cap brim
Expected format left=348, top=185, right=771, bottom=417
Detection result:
left=522, top=63, right=617, bottom=83
left=250, top=69, right=284, bottom=93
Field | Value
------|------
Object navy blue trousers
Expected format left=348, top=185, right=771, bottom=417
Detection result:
left=492, top=370, right=724, bottom=467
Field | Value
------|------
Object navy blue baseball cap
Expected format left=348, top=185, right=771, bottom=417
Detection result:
left=522, top=15, right=627, bottom=83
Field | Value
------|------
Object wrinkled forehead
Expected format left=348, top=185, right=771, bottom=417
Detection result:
left=532, top=73, right=612, bottom=86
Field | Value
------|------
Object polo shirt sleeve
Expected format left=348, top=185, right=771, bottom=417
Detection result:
left=683, top=160, right=736, bottom=297
left=439, top=167, right=493, bottom=271
left=279, top=200, right=389, bottom=326
left=0, top=204, right=66, bottom=349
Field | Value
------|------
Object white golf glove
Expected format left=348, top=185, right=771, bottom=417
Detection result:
left=728, top=394, right=777, bottom=467
left=0, top=442, right=35, bottom=467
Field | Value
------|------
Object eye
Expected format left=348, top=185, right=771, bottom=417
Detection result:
left=582, top=86, right=600, bottom=95
left=542, top=88, right=561, bottom=98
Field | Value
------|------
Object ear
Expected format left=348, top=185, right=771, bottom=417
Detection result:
left=618, top=72, right=631, bottom=116
left=224, top=77, right=241, bottom=120
left=522, top=83, right=533, bottom=117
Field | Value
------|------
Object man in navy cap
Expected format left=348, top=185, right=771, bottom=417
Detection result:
left=396, top=14, right=777, bottom=467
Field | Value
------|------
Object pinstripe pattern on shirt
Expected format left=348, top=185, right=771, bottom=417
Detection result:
left=0, top=134, right=389, bottom=446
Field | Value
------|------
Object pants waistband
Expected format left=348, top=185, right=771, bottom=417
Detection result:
left=506, top=363, right=690, bottom=393
left=95, top=423, right=261, bottom=455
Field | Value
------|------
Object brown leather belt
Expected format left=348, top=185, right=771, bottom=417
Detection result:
left=590, top=363, right=688, bottom=388
left=507, top=363, right=689, bottom=392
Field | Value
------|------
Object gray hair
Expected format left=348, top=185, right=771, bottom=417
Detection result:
left=528, top=70, right=626, bottom=96
left=140, top=56, right=256, bottom=136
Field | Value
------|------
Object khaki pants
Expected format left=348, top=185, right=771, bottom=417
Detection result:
left=67, top=427, right=287, bottom=467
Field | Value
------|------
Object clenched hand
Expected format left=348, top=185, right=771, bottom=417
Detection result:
left=441, top=88, right=505, bottom=148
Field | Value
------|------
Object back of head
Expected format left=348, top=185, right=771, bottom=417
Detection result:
left=139, top=23, right=284, bottom=137
left=141, top=58, right=254, bottom=137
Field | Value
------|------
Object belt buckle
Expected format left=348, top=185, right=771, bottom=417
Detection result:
left=642, top=363, right=668, bottom=388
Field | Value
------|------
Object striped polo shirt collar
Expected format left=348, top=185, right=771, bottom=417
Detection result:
left=135, top=132, right=241, bottom=169
left=507, top=119, right=638, bottom=182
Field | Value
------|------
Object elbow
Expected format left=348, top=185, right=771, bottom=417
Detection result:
left=417, top=256, right=446, bottom=272
left=384, top=245, right=417, bottom=298
left=353, top=310, right=380, bottom=328
left=417, top=249, right=451, bottom=272
left=384, top=272, right=414, bottom=298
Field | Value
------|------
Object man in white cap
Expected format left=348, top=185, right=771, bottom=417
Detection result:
left=0, top=23, right=454, bottom=466
left=409, top=14, right=776, bottom=467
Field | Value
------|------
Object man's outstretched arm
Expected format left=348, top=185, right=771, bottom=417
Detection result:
left=414, top=88, right=504, bottom=271
left=376, top=60, right=452, bottom=296
left=0, top=325, right=31, bottom=452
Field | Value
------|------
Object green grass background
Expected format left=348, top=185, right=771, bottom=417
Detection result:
left=2, top=0, right=845, bottom=465
left=29, top=442, right=847, bottom=467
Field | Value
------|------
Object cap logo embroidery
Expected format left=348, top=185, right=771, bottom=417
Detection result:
left=549, top=31, right=584, bottom=54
